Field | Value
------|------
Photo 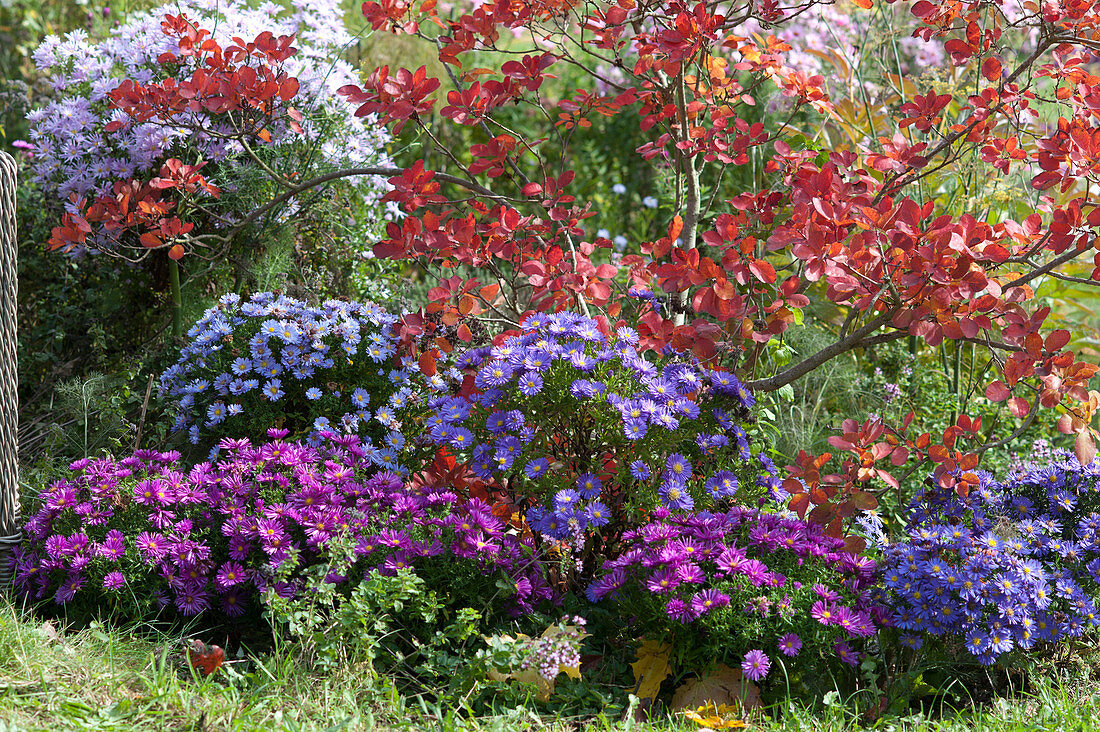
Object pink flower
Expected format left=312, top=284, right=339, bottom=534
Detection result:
left=741, top=649, right=770, bottom=681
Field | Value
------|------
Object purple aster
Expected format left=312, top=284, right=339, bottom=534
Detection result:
left=987, top=630, right=1014, bottom=655
left=715, top=546, right=747, bottom=574
left=492, top=451, right=515, bottom=473
left=691, top=589, right=729, bottom=616
left=899, top=633, right=923, bottom=650
left=135, top=532, right=168, bottom=562
left=586, top=502, right=610, bottom=527
left=777, top=633, right=802, bottom=656
left=54, top=573, right=85, bottom=604
left=478, top=361, right=513, bottom=388
left=665, top=597, right=697, bottom=623
left=810, top=600, right=835, bottom=625
left=834, top=641, right=859, bottom=666
left=623, top=420, right=648, bottom=441
left=646, top=568, right=680, bottom=594
left=221, top=589, right=247, bottom=617
left=384, top=551, right=413, bottom=574
left=97, top=531, right=125, bottom=560
left=741, top=650, right=770, bottom=681
left=518, top=373, right=544, bottom=395
left=676, top=563, right=706, bottom=584
left=448, top=427, right=474, bottom=449
left=102, top=571, right=126, bottom=591
left=739, top=559, right=771, bottom=586
left=176, top=588, right=211, bottom=616
left=485, top=411, right=508, bottom=434
left=664, top=453, right=692, bottom=481
left=216, top=561, right=246, bottom=589
left=660, top=483, right=694, bottom=511
left=705, top=471, right=739, bottom=498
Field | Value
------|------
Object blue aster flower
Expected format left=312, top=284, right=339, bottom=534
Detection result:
left=576, top=473, right=602, bottom=499
left=262, top=379, right=285, bottom=401
left=524, top=457, right=550, bottom=480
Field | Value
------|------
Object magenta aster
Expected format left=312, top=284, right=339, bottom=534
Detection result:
left=741, top=649, right=770, bottom=681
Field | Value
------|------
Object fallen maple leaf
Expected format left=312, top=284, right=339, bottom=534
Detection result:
left=672, top=664, right=762, bottom=714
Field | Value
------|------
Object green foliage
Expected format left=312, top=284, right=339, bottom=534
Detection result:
left=43, top=372, right=138, bottom=460
left=266, top=561, right=500, bottom=700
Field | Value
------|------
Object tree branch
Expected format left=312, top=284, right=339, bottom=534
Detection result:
left=746, top=309, right=900, bottom=392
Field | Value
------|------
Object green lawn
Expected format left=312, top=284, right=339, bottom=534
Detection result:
left=2, top=597, right=1100, bottom=731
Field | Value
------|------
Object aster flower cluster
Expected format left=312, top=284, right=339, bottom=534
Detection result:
left=160, top=292, right=417, bottom=461
left=13, top=430, right=553, bottom=620
left=879, top=454, right=1100, bottom=665
left=414, top=311, right=764, bottom=552
left=588, top=505, right=884, bottom=683
left=26, top=0, right=393, bottom=214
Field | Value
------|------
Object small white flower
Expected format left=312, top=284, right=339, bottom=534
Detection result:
left=642, top=196, right=658, bottom=208
left=612, top=183, right=626, bottom=194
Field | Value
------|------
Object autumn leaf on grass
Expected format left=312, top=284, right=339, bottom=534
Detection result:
left=683, top=702, right=748, bottom=729
left=186, top=639, right=225, bottom=676
left=672, top=664, right=762, bottom=714
left=631, top=639, right=672, bottom=702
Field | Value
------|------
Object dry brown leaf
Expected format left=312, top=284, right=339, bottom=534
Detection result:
left=671, top=664, right=762, bottom=713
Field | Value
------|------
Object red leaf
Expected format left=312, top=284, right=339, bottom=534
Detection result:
left=984, top=381, right=1011, bottom=402
left=981, top=57, right=1002, bottom=81
left=187, top=640, right=225, bottom=676
left=944, top=39, right=974, bottom=65
left=418, top=352, right=438, bottom=376
left=1045, top=329, right=1071, bottom=352
left=842, top=535, right=867, bottom=553
left=808, top=503, right=836, bottom=524
left=782, top=478, right=805, bottom=494
left=279, top=77, right=300, bottom=101
left=749, top=259, right=776, bottom=284
left=668, top=215, right=683, bottom=242
left=849, top=491, right=879, bottom=510
left=788, top=492, right=810, bottom=519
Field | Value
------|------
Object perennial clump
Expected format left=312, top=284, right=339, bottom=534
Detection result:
left=879, top=454, right=1100, bottom=664
left=589, top=505, right=884, bottom=683
left=26, top=0, right=392, bottom=208
left=13, top=430, right=553, bottom=619
left=160, top=292, right=410, bottom=458
left=407, top=311, right=765, bottom=589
